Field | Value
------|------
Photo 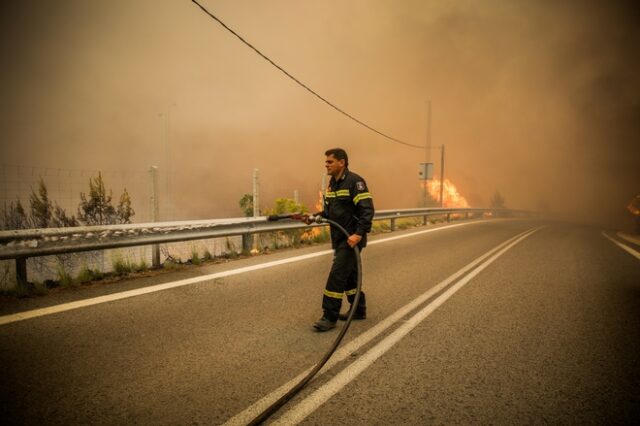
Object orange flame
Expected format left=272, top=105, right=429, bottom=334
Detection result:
left=314, top=190, right=324, bottom=213
left=425, top=178, right=470, bottom=208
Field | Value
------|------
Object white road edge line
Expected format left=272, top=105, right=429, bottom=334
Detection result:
left=223, top=226, right=538, bottom=426
left=601, top=231, right=640, bottom=260
left=272, top=227, right=541, bottom=425
left=0, top=220, right=488, bottom=326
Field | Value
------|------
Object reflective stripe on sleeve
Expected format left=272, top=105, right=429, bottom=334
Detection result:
left=345, top=288, right=357, bottom=296
left=325, top=191, right=336, bottom=198
left=353, top=192, right=372, bottom=204
left=323, top=289, right=344, bottom=299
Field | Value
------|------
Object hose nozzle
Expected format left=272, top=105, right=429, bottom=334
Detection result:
left=266, top=213, right=325, bottom=224
left=266, top=213, right=296, bottom=221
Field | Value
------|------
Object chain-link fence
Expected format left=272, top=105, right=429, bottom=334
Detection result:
left=0, top=164, right=154, bottom=225
left=0, top=164, right=307, bottom=289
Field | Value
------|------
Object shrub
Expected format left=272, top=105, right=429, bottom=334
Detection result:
left=190, top=248, right=201, bottom=265
left=397, top=218, right=420, bottom=230
left=57, top=263, right=74, bottom=287
left=135, top=259, right=148, bottom=272
left=203, top=249, right=213, bottom=261
left=112, top=255, right=132, bottom=276
left=372, top=221, right=390, bottom=233
left=163, top=257, right=182, bottom=270
left=225, top=250, right=238, bottom=259
left=76, top=265, right=95, bottom=284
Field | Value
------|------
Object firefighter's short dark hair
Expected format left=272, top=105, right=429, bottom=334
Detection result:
left=325, top=148, right=349, bottom=167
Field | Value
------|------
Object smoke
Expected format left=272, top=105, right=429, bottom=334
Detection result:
left=0, top=0, right=638, bottom=229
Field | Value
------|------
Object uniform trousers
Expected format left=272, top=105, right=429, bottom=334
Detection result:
left=322, top=243, right=367, bottom=321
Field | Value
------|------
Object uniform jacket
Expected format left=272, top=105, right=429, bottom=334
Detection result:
left=321, top=169, right=374, bottom=249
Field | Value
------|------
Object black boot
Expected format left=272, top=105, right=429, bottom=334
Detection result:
left=338, top=307, right=366, bottom=321
left=342, top=291, right=367, bottom=320
left=313, top=317, right=337, bottom=331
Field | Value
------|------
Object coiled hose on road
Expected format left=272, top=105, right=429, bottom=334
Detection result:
left=247, top=215, right=362, bottom=425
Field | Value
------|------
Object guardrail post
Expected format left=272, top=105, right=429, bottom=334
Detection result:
left=423, top=215, right=428, bottom=226
left=466, top=212, right=470, bottom=220
left=242, top=233, right=251, bottom=253
left=446, top=213, right=451, bottom=222
left=150, top=166, right=161, bottom=268
left=390, top=218, right=396, bottom=232
left=16, top=257, right=27, bottom=287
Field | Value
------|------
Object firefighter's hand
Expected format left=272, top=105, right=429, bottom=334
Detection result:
left=347, top=234, right=362, bottom=248
left=301, top=214, right=314, bottom=225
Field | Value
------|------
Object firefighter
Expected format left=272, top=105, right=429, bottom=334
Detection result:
left=305, top=148, right=375, bottom=332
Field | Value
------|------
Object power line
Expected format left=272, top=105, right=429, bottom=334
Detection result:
left=191, top=0, right=424, bottom=149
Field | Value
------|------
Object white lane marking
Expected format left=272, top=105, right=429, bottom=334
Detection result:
left=223, top=227, right=537, bottom=426
left=617, top=231, right=640, bottom=246
left=272, top=227, right=541, bottom=425
left=602, top=232, right=640, bottom=260
left=0, top=251, right=332, bottom=326
left=0, top=220, right=492, bottom=326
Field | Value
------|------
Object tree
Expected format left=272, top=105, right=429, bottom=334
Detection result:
left=489, top=191, right=506, bottom=210
left=77, top=173, right=134, bottom=225
left=27, top=178, right=80, bottom=228
left=116, top=188, right=135, bottom=223
left=77, top=172, right=117, bottom=225
left=1, top=199, right=28, bottom=230
left=29, top=178, right=54, bottom=228
left=239, top=193, right=254, bottom=217
left=51, top=205, right=79, bottom=228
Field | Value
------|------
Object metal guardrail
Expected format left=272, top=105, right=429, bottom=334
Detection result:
left=0, top=208, right=531, bottom=282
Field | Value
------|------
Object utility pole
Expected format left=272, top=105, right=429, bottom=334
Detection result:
left=424, top=100, right=432, bottom=207
left=426, top=100, right=432, bottom=162
left=439, top=144, right=445, bottom=207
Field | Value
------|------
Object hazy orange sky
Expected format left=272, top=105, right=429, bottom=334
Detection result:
left=1, top=0, right=638, bottom=229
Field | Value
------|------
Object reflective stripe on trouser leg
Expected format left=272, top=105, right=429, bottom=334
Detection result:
left=322, top=245, right=356, bottom=322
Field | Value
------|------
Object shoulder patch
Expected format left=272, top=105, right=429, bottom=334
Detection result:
left=356, top=181, right=366, bottom=191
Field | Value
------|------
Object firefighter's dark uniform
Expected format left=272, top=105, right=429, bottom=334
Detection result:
left=319, top=169, right=374, bottom=322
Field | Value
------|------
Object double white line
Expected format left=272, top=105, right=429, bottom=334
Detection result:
left=226, top=226, right=542, bottom=425
left=601, top=232, right=640, bottom=260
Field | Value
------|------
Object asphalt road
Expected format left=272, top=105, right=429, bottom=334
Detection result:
left=1, top=219, right=638, bottom=425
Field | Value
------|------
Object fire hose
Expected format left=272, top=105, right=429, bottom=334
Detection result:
left=246, top=213, right=362, bottom=425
